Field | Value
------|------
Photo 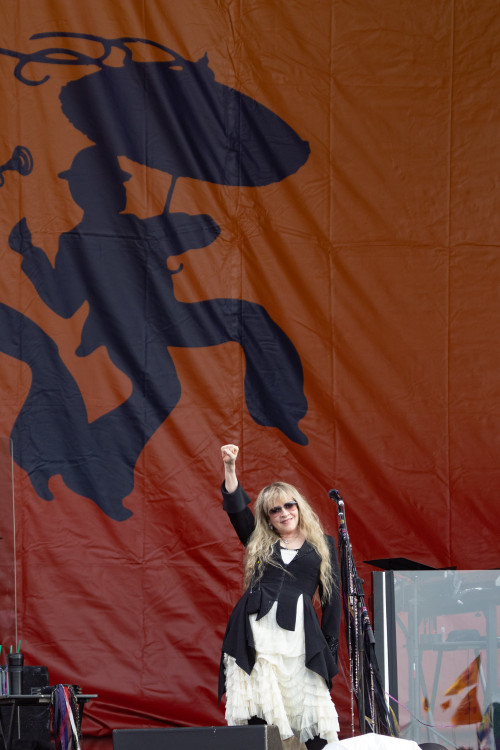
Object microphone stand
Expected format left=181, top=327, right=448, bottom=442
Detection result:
left=329, top=488, right=398, bottom=738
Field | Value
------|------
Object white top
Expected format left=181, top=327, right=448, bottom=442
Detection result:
left=249, top=547, right=304, bottom=657
left=280, top=547, right=299, bottom=564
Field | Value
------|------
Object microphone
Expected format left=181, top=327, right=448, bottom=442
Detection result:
left=328, top=488, right=342, bottom=503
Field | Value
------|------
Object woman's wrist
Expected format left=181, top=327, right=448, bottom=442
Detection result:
left=224, top=469, right=238, bottom=494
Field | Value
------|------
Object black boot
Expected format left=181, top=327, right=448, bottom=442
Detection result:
left=305, top=736, right=327, bottom=750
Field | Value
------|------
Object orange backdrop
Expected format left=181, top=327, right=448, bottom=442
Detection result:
left=0, top=0, right=499, bottom=739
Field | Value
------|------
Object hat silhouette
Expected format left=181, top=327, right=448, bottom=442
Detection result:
left=58, top=145, right=132, bottom=182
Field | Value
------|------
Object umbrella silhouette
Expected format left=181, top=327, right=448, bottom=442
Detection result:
left=59, top=53, right=310, bottom=186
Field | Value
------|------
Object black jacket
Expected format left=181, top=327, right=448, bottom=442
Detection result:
left=218, top=482, right=341, bottom=700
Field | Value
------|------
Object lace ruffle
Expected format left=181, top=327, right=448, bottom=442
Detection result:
left=224, top=652, right=339, bottom=744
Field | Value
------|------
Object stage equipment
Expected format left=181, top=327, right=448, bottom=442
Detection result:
left=112, top=725, right=282, bottom=750
left=0, top=681, right=95, bottom=750
left=330, top=489, right=399, bottom=738
left=372, top=568, right=500, bottom=749
left=0, top=662, right=50, bottom=747
left=371, top=558, right=437, bottom=732
left=0, top=146, right=33, bottom=187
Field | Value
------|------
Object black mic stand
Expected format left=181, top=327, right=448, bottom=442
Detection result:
left=329, top=488, right=398, bottom=738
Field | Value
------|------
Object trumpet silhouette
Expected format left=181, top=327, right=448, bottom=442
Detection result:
left=0, top=146, right=33, bottom=187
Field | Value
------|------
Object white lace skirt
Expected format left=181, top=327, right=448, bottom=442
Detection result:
left=224, top=596, right=340, bottom=744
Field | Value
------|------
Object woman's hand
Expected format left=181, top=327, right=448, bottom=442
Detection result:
left=221, top=444, right=239, bottom=493
left=221, top=444, right=239, bottom=466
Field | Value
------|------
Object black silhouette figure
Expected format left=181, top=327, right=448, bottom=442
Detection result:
left=9, top=145, right=308, bottom=518
left=3, top=35, right=311, bottom=519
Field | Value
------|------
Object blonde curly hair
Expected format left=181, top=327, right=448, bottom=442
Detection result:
left=243, top=481, right=335, bottom=603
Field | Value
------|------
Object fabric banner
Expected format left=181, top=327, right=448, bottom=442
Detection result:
left=0, top=0, right=499, bottom=737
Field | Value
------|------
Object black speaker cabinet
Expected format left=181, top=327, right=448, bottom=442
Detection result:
left=113, top=725, right=282, bottom=750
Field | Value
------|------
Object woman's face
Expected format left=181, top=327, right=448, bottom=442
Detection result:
left=267, top=495, right=300, bottom=536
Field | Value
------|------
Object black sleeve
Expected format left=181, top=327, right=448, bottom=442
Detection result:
left=221, top=481, right=255, bottom=546
left=319, top=535, right=341, bottom=672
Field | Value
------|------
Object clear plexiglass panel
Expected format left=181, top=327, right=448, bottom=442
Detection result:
left=0, top=437, right=16, bottom=651
left=393, top=569, right=500, bottom=749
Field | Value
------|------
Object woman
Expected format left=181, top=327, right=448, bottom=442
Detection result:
left=219, top=444, right=341, bottom=749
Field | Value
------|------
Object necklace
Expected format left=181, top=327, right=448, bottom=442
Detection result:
left=280, top=532, right=300, bottom=547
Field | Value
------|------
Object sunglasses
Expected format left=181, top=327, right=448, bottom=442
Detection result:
left=268, top=501, right=298, bottom=516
